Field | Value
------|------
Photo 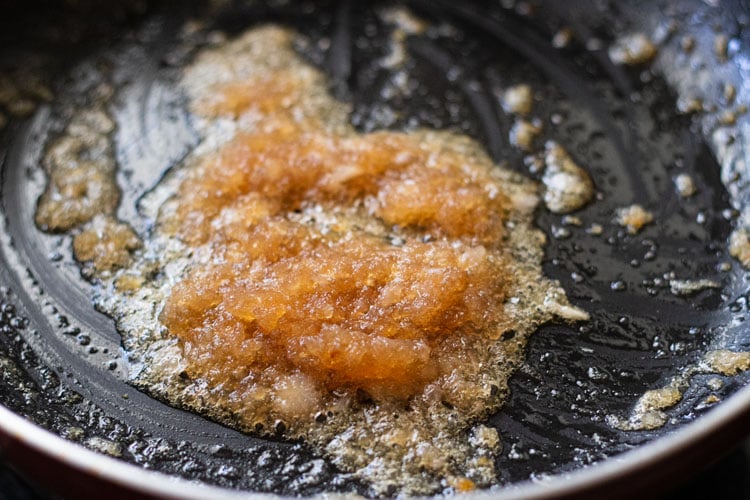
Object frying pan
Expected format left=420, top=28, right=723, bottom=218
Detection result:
left=1, top=0, right=750, bottom=498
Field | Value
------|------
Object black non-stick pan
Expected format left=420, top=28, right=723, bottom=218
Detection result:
left=2, top=0, right=750, bottom=498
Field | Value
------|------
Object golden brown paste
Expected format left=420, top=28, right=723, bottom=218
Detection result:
left=36, top=91, right=141, bottom=275
left=170, top=127, right=509, bottom=247
left=41, top=25, right=588, bottom=495
left=159, top=27, right=525, bottom=411
left=161, top=124, right=514, bottom=403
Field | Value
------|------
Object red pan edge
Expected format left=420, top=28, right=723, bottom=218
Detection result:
left=2, top=382, right=750, bottom=499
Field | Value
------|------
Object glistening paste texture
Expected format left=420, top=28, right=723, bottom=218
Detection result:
left=46, top=26, right=587, bottom=495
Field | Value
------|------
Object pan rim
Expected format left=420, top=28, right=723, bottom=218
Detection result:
left=1, top=1, right=748, bottom=495
left=2, top=379, right=750, bottom=499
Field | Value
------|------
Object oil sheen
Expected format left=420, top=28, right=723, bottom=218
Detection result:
left=37, top=25, right=588, bottom=495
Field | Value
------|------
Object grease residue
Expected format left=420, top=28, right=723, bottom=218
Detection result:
left=70, top=26, right=589, bottom=495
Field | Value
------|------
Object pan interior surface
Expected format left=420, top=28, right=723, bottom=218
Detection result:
left=0, top=0, right=749, bottom=496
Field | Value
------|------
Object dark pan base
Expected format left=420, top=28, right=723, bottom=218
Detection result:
left=0, top=0, right=749, bottom=497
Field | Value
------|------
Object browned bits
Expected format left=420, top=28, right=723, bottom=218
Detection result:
left=608, top=33, right=658, bottom=66
left=35, top=98, right=142, bottom=274
left=73, top=215, right=142, bottom=272
left=714, top=34, right=729, bottom=62
left=542, top=142, right=595, bottom=214
left=35, top=133, right=118, bottom=232
left=615, top=204, right=654, bottom=234
left=729, top=227, right=750, bottom=268
left=704, top=350, right=750, bottom=376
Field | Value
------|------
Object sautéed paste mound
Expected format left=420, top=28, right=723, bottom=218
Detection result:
left=39, top=26, right=588, bottom=495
